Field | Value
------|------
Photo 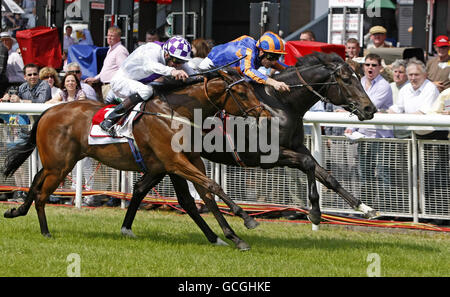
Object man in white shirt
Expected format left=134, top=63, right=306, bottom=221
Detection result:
left=389, top=59, right=409, bottom=138
left=0, top=32, right=25, bottom=87
left=63, top=26, right=76, bottom=51
left=389, top=58, right=440, bottom=115
left=389, top=59, right=408, bottom=104
left=389, top=58, right=448, bottom=199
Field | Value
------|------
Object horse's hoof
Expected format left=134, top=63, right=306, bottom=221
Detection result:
left=4, top=208, right=17, bottom=218
left=213, top=237, right=229, bottom=246
left=42, top=233, right=52, bottom=238
left=244, top=218, right=259, bottom=229
left=357, top=203, right=379, bottom=219
left=307, top=210, right=322, bottom=226
left=364, top=209, right=380, bottom=219
left=121, top=227, right=137, bottom=238
left=236, top=241, right=251, bottom=251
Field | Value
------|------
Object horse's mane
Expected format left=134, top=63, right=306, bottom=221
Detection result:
left=152, top=67, right=242, bottom=93
left=266, top=51, right=344, bottom=101
left=295, top=51, right=344, bottom=68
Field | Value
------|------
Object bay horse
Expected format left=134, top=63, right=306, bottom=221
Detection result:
left=119, top=52, right=379, bottom=247
left=3, top=69, right=270, bottom=250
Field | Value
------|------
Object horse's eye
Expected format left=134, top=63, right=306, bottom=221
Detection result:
left=341, top=76, right=351, bottom=83
left=239, top=92, right=247, bottom=99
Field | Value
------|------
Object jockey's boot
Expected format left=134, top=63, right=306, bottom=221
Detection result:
left=100, top=93, right=144, bottom=136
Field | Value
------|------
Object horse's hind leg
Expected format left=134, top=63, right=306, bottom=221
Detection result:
left=4, top=169, right=44, bottom=218
left=169, top=174, right=227, bottom=246
left=121, top=172, right=165, bottom=237
left=35, top=170, right=71, bottom=237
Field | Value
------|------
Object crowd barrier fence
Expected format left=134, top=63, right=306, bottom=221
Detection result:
left=1, top=104, right=449, bottom=222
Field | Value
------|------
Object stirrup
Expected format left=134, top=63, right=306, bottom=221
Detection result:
left=99, top=119, right=117, bottom=137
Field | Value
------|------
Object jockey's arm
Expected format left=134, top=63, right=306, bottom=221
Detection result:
left=265, top=77, right=290, bottom=92
left=238, top=48, right=290, bottom=92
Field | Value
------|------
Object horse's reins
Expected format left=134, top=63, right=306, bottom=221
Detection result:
left=202, top=75, right=264, bottom=118
left=291, top=63, right=345, bottom=104
left=188, top=55, right=247, bottom=78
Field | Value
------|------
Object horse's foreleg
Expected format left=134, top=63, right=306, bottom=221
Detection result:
left=170, top=156, right=258, bottom=230
left=278, top=148, right=321, bottom=225
left=121, top=173, right=165, bottom=237
left=169, top=174, right=227, bottom=246
left=168, top=156, right=253, bottom=250
left=313, top=163, right=378, bottom=218
left=192, top=183, right=249, bottom=250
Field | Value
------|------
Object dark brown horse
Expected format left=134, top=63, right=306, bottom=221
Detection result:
left=3, top=69, right=269, bottom=250
left=119, top=52, right=379, bottom=247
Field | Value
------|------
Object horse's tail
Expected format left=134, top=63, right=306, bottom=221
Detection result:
left=3, top=113, right=42, bottom=178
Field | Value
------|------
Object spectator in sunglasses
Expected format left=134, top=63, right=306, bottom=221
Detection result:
left=1, top=63, right=51, bottom=103
left=198, top=31, right=290, bottom=92
left=39, top=66, right=62, bottom=97
left=0, top=63, right=51, bottom=126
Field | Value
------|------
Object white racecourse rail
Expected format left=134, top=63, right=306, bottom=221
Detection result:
left=1, top=103, right=450, bottom=221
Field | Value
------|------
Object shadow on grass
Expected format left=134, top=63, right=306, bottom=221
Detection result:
left=2, top=204, right=443, bottom=254
left=242, top=232, right=442, bottom=253
left=70, top=228, right=217, bottom=248
left=67, top=224, right=442, bottom=255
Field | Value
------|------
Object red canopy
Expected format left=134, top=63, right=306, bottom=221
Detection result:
left=16, top=26, right=62, bottom=69
left=284, top=41, right=346, bottom=66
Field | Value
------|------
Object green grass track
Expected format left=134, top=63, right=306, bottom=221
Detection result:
left=0, top=203, right=449, bottom=277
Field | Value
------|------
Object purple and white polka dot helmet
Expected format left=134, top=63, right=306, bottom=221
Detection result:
left=163, top=36, right=192, bottom=61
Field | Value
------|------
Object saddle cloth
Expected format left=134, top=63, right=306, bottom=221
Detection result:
left=88, top=103, right=143, bottom=145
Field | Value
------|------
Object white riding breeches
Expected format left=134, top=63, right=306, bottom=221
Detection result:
left=110, top=69, right=154, bottom=101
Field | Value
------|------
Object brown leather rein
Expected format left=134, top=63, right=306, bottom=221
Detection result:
left=202, top=76, right=265, bottom=118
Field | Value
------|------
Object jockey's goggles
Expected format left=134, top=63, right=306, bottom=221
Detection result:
left=264, top=52, right=281, bottom=61
left=168, top=56, right=186, bottom=65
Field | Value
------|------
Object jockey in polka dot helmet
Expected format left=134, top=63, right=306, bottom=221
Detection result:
left=99, top=35, right=195, bottom=135
left=163, top=35, right=193, bottom=63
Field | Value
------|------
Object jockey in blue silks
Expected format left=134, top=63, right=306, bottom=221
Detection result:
left=199, top=31, right=290, bottom=92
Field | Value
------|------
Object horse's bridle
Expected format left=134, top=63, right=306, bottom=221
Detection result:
left=202, top=75, right=264, bottom=118
left=291, top=62, right=359, bottom=114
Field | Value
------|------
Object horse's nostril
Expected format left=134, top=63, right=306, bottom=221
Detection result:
left=364, top=105, right=376, bottom=115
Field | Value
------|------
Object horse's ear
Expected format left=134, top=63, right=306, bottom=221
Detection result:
left=312, top=51, right=329, bottom=64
